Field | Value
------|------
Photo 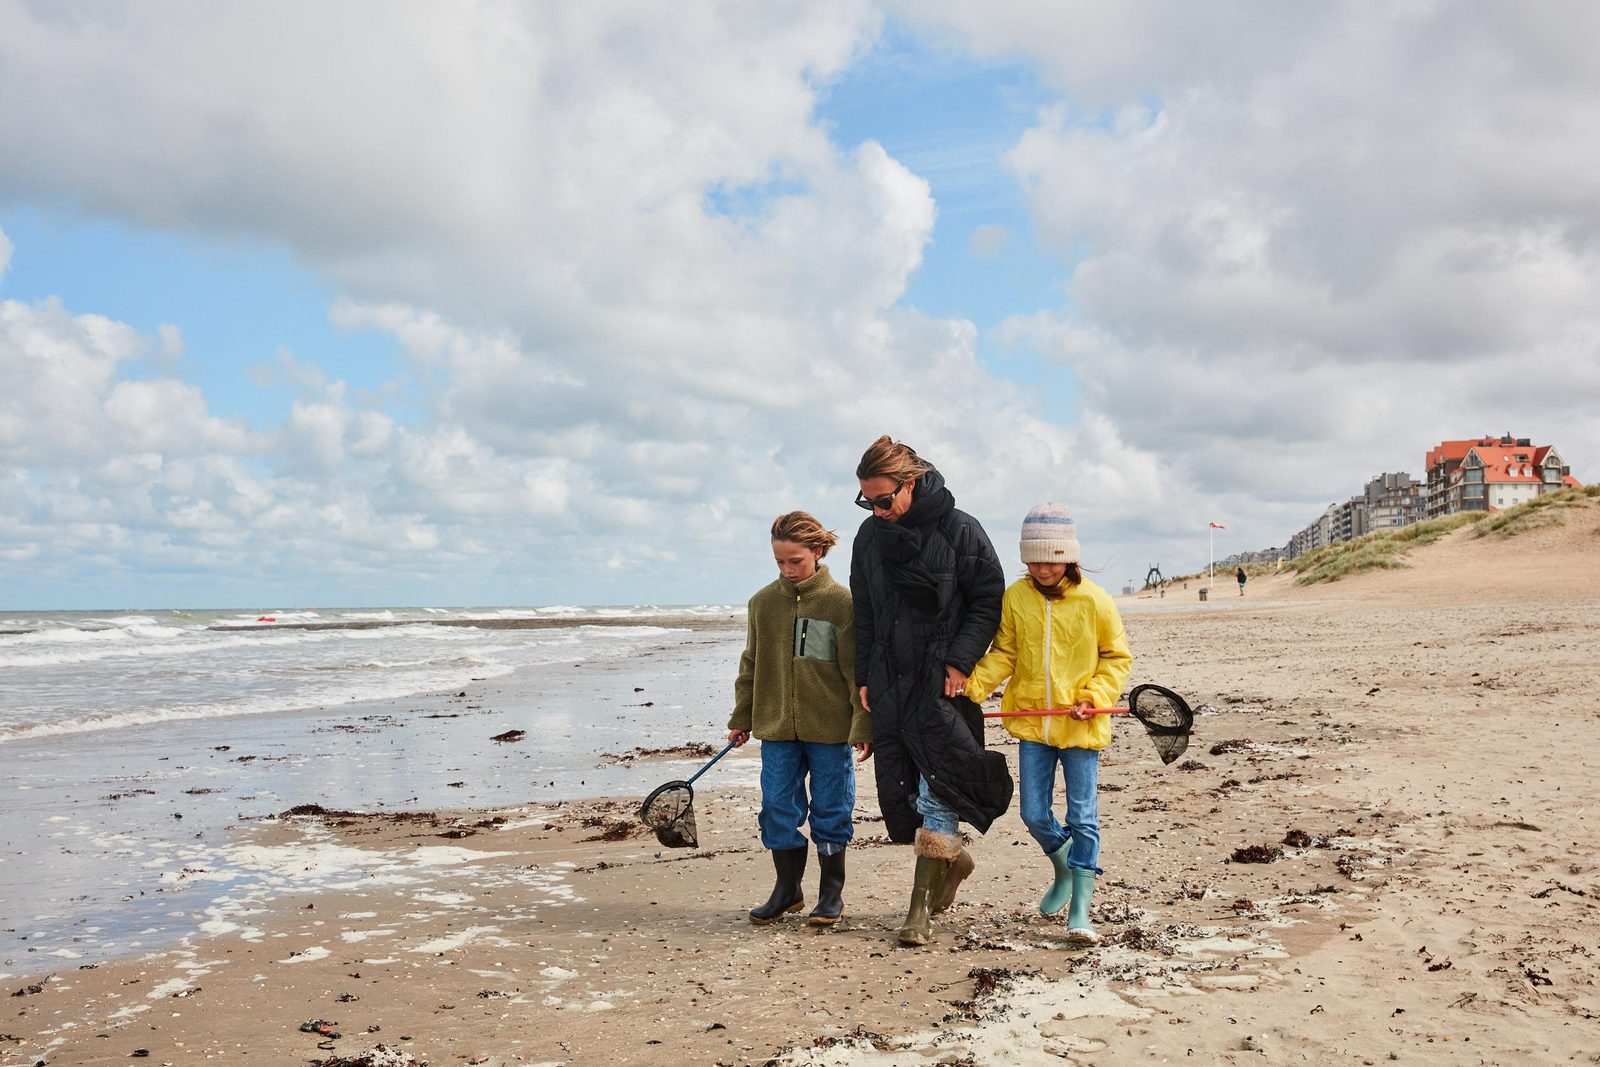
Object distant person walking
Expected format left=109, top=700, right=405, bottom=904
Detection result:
left=964, top=503, right=1132, bottom=944
left=728, top=512, right=872, bottom=927
left=1237, top=566, right=1247, bottom=597
left=850, top=436, right=1010, bottom=946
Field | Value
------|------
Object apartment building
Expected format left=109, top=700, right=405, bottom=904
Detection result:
left=1327, top=496, right=1368, bottom=543
left=1425, top=434, right=1580, bottom=517
left=1285, top=501, right=1342, bottom=560
left=1364, top=471, right=1425, bottom=530
left=1279, top=441, right=1581, bottom=562
left=1283, top=470, right=1421, bottom=559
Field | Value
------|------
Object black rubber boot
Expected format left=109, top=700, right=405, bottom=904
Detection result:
left=808, top=849, right=846, bottom=926
left=748, top=846, right=808, bottom=925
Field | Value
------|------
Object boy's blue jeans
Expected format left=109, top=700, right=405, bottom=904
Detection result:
left=758, top=740, right=855, bottom=856
left=1017, top=740, right=1101, bottom=872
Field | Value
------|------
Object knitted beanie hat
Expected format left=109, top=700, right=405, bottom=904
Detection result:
left=1020, top=503, right=1081, bottom=564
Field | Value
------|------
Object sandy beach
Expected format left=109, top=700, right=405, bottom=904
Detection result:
left=5, top=503, right=1599, bottom=1066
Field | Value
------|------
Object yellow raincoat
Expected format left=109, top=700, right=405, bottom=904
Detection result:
left=964, top=576, right=1132, bottom=750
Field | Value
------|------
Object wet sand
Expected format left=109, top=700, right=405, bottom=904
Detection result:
left=5, top=504, right=1599, bottom=1066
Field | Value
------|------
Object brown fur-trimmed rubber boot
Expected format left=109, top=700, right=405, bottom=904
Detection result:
left=897, top=853, right=942, bottom=946
left=899, top=828, right=962, bottom=945
left=931, top=846, right=974, bottom=916
left=914, top=828, right=971, bottom=915
left=748, top=846, right=807, bottom=925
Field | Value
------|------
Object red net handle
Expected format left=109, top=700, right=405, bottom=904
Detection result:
left=982, top=707, right=1130, bottom=719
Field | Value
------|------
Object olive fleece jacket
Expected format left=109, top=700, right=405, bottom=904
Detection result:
left=729, top=565, right=871, bottom=745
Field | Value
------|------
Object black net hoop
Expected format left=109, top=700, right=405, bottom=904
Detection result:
left=635, top=738, right=736, bottom=850
left=1127, top=683, right=1194, bottom=765
left=639, top=780, right=699, bottom=848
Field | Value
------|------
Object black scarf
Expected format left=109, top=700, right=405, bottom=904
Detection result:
left=873, top=467, right=956, bottom=615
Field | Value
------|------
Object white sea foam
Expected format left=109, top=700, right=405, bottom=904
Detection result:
left=1, top=631, right=327, bottom=669
left=409, top=925, right=506, bottom=954
left=278, top=945, right=331, bottom=964
left=147, top=977, right=196, bottom=998
left=0, top=612, right=691, bottom=744
left=0, top=663, right=520, bottom=743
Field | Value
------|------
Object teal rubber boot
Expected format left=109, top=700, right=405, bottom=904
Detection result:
left=1039, top=842, right=1073, bottom=916
left=1065, top=868, right=1101, bottom=944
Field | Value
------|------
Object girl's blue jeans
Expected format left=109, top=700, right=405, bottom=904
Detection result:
left=758, top=740, right=855, bottom=856
left=1017, top=740, right=1101, bottom=872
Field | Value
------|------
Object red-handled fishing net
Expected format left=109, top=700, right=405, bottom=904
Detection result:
left=983, top=682, right=1194, bottom=765
left=1123, top=683, right=1193, bottom=764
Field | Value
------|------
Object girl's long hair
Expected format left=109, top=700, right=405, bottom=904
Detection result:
left=1031, top=562, right=1082, bottom=599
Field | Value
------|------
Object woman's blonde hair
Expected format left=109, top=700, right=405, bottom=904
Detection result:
left=855, top=435, right=931, bottom=484
left=771, top=511, right=838, bottom=557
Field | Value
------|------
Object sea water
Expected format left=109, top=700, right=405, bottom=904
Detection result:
left=0, top=606, right=750, bottom=970
left=0, top=605, right=737, bottom=742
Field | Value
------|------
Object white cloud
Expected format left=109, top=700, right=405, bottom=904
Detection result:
left=903, top=1, right=1600, bottom=547
left=968, top=224, right=1008, bottom=259
left=8, top=4, right=1595, bottom=602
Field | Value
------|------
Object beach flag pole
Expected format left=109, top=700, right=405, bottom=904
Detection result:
left=1208, top=521, right=1225, bottom=587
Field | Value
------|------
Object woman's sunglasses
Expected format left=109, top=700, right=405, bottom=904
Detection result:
left=855, top=481, right=906, bottom=511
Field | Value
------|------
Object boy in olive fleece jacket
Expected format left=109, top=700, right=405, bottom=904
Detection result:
left=728, top=512, right=871, bottom=927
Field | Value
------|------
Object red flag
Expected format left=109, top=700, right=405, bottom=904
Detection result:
left=1209, top=521, right=1226, bottom=529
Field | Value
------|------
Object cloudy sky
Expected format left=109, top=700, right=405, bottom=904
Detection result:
left=2, top=1, right=1597, bottom=610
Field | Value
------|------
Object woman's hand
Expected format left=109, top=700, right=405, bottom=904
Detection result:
left=728, top=729, right=751, bottom=746
left=1067, top=701, right=1094, bottom=721
left=854, top=741, right=874, bottom=763
left=858, top=686, right=871, bottom=713
left=943, top=665, right=969, bottom=699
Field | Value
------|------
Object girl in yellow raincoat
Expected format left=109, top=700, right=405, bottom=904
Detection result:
left=965, top=503, right=1131, bottom=943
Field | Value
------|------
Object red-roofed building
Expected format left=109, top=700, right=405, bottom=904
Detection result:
left=1424, top=434, right=1580, bottom=518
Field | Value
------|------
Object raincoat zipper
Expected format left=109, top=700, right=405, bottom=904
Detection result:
left=1042, top=595, right=1055, bottom=748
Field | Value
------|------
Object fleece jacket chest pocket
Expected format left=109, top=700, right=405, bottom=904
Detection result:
left=793, top=617, right=839, bottom=662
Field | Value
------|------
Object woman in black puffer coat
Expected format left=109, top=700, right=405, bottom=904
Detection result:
left=849, top=435, right=1011, bottom=946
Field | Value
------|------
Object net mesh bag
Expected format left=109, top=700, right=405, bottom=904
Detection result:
left=639, top=782, right=699, bottom=848
left=1129, top=685, right=1193, bottom=765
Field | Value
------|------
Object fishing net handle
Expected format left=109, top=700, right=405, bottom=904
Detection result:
left=981, top=684, right=1191, bottom=725
left=687, top=738, right=739, bottom=785
left=637, top=738, right=739, bottom=830
left=982, top=707, right=1129, bottom=718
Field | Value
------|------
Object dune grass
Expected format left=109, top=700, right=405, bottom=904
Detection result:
left=1288, top=485, right=1597, bottom=584
left=1473, top=483, right=1600, bottom=537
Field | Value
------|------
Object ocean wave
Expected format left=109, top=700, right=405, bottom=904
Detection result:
left=0, top=630, right=337, bottom=669
left=211, top=610, right=326, bottom=628
left=267, top=654, right=496, bottom=674
left=1, top=623, right=190, bottom=646
left=0, top=660, right=523, bottom=743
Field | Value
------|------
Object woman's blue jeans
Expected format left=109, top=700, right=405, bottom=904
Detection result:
left=1017, top=740, right=1101, bottom=871
left=758, top=740, right=855, bottom=856
left=916, top=775, right=960, bottom=835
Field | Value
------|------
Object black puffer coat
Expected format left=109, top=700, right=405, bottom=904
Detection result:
left=850, top=468, right=1011, bottom=842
